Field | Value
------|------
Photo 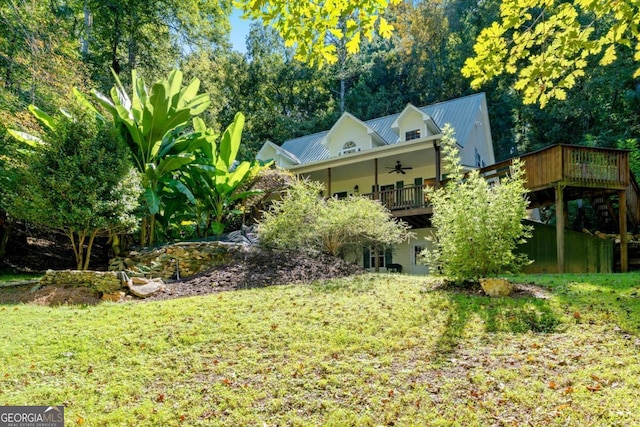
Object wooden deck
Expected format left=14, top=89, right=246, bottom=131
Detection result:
left=363, top=185, right=432, bottom=228
left=480, top=144, right=630, bottom=197
left=480, top=144, right=639, bottom=273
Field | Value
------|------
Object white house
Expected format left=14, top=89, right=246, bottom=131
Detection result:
left=256, top=92, right=496, bottom=274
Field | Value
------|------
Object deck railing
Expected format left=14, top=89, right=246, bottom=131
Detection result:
left=363, top=184, right=428, bottom=211
left=479, top=145, right=629, bottom=191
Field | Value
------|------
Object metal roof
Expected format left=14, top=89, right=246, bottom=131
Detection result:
left=279, top=92, right=487, bottom=165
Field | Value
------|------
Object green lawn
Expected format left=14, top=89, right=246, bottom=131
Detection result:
left=1, top=273, right=640, bottom=426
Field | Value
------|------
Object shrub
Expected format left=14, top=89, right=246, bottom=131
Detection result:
left=258, top=177, right=413, bottom=261
left=7, top=105, right=141, bottom=270
left=424, top=125, right=531, bottom=283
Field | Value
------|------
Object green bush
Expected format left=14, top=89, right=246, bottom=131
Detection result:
left=424, top=125, right=531, bottom=283
left=7, top=105, right=141, bottom=269
left=258, top=177, right=413, bottom=261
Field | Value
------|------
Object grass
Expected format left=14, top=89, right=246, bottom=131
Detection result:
left=0, top=270, right=42, bottom=284
left=1, top=273, right=640, bottom=426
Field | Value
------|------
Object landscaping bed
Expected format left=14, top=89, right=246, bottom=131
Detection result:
left=0, top=247, right=363, bottom=305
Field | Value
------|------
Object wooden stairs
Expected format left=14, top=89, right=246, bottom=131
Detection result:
left=589, top=174, right=640, bottom=234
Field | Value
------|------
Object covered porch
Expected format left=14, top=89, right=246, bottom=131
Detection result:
left=290, top=133, right=443, bottom=228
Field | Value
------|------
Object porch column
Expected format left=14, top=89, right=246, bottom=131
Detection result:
left=620, top=189, right=628, bottom=272
left=434, top=140, right=441, bottom=189
left=555, top=185, right=565, bottom=273
left=327, top=167, right=331, bottom=198
left=374, top=158, right=379, bottom=199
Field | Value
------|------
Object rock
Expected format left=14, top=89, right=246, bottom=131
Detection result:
left=130, top=276, right=151, bottom=285
left=127, top=278, right=165, bottom=298
left=101, top=291, right=126, bottom=302
left=109, top=241, right=238, bottom=280
left=479, top=278, right=513, bottom=297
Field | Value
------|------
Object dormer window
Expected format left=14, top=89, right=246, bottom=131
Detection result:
left=405, top=129, right=421, bottom=141
left=338, top=140, right=361, bottom=156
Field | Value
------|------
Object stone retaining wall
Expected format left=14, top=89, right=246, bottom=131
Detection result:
left=40, top=270, right=122, bottom=293
left=109, top=241, right=246, bottom=279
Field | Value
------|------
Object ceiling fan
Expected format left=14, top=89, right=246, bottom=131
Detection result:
left=387, top=160, right=413, bottom=174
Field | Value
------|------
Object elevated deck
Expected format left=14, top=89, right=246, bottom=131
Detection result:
left=482, top=145, right=629, bottom=197
left=480, top=144, right=639, bottom=272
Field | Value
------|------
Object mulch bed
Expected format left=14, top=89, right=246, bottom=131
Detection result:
left=145, top=248, right=365, bottom=301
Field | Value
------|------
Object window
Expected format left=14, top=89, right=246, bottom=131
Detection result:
left=414, top=245, right=426, bottom=265
left=343, top=141, right=356, bottom=149
left=339, top=141, right=361, bottom=155
left=405, top=129, right=421, bottom=141
left=363, top=247, right=392, bottom=269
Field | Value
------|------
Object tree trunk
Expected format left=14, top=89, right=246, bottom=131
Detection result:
left=67, top=230, right=86, bottom=270
left=140, top=216, right=148, bottom=246
left=82, top=230, right=98, bottom=270
left=0, top=217, right=13, bottom=260
left=339, top=78, right=345, bottom=113
left=82, top=2, right=92, bottom=56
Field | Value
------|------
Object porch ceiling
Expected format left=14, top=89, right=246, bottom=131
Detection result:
left=298, top=145, right=436, bottom=183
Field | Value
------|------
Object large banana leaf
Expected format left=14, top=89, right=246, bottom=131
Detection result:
left=7, top=129, right=43, bottom=147
left=28, top=105, right=55, bottom=131
left=156, top=154, right=195, bottom=177
left=166, top=180, right=196, bottom=205
left=73, top=88, right=106, bottom=122
left=217, top=112, right=245, bottom=172
left=143, top=187, right=161, bottom=215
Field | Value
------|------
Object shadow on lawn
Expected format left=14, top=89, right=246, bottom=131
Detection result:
left=523, top=273, right=640, bottom=335
left=433, top=289, right=562, bottom=359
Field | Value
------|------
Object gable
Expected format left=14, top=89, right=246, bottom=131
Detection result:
left=256, top=140, right=300, bottom=168
left=321, top=112, right=386, bottom=157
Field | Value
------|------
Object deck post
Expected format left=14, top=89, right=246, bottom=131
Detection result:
left=327, top=168, right=331, bottom=197
left=620, top=189, right=628, bottom=272
left=555, top=185, right=565, bottom=273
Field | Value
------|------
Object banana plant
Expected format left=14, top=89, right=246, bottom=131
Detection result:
left=80, top=69, right=211, bottom=245
left=187, top=113, right=272, bottom=236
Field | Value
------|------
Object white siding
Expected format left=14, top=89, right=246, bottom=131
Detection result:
left=326, top=116, right=372, bottom=156
left=397, top=109, right=427, bottom=142
left=459, top=109, right=483, bottom=167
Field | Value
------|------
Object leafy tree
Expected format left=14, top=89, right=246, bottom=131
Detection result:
left=461, top=0, right=640, bottom=107
left=424, top=125, right=531, bottom=283
left=0, top=0, right=89, bottom=113
left=81, top=0, right=233, bottom=89
left=237, top=0, right=400, bottom=66
left=6, top=105, right=140, bottom=270
left=258, top=177, right=413, bottom=261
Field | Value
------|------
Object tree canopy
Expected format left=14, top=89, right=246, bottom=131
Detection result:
left=462, top=0, right=640, bottom=107
left=237, top=0, right=400, bottom=66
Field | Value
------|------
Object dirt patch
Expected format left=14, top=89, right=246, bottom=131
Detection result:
left=145, top=248, right=364, bottom=301
left=0, top=284, right=102, bottom=306
left=429, top=279, right=551, bottom=299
